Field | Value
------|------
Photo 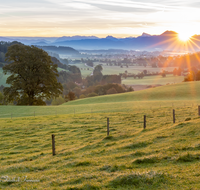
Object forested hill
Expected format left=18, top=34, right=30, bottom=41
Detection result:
left=0, top=41, right=22, bottom=63
left=37, top=46, right=80, bottom=55
left=0, top=42, right=80, bottom=65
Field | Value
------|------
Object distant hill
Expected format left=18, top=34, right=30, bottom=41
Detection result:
left=1, top=31, right=200, bottom=51
left=55, top=35, right=99, bottom=42
left=37, top=46, right=80, bottom=55
left=52, top=38, right=126, bottom=50
left=50, top=30, right=196, bottom=51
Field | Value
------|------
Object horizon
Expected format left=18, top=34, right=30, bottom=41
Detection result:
left=1, top=30, right=198, bottom=38
left=1, top=0, right=200, bottom=38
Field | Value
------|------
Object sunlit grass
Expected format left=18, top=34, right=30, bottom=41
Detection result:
left=0, top=81, right=200, bottom=188
left=0, top=106, right=200, bottom=189
left=1, top=81, right=200, bottom=119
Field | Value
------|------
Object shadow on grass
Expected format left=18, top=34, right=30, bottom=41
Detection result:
left=107, top=171, right=172, bottom=188
left=133, top=156, right=160, bottom=164
left=176, top=153, right=200, bottom=162
left=123, top=141, right=151, bottom=150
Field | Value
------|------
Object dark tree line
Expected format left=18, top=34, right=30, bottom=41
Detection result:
left=0, top=41, right=22, bottom=63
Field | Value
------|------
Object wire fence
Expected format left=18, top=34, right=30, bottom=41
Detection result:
left=0, top=103, right=200, bottom=123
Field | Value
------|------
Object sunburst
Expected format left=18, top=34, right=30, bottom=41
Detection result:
left=178, top=32, right=192, bottom=42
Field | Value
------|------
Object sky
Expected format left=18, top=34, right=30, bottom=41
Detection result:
left=1, top=0, right=200, bottom=37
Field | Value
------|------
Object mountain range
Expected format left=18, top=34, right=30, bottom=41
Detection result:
left=1, top=31, right=200, bottom=51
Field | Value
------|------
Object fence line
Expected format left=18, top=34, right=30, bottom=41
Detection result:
left=0, top=104, right=200, bottom=121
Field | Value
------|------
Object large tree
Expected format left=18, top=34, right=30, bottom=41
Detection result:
left=3, top=44, right=63, bottom=105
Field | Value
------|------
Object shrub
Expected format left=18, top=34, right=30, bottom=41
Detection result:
left=79, top=94, right=86, bottom=99
left=127, top=86, right=134, bottom=92
left=87, top=92, right=98, bottom=97
left=106, top=87, right=117, bottom=94
left=51, top=96, right=65, bottom=105
left=65, top=91, right=76, bottom=101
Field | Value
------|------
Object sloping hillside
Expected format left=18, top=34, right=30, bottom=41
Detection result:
left=65, top=81, right=200, bottom=106
left=0, top=108, right=199, bottom=189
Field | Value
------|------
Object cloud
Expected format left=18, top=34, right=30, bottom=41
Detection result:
left=1, top=0, right=200, bottom=37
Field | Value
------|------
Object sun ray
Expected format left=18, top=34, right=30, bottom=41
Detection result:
left=178, top=33, right=191, bottom=42
left=187, top=41, right=200, bottom=63
left=143, top=39, right=183, bottom=93
left=189, top=38, right=200, bottom=50
left=184, top=41, right=199, bottom=98
left=190, top=36, right=200, bottom=42
left=143, top=37, right=177, bottom=50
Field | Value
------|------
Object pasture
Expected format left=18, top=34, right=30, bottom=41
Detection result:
left=72, top=63, right=93, bottom=77
left=100, top=65, right=177, bottom=76
left=74, top=63, right=182, bottom=86
left=0, top=82, right=200, bottom=189
left=122, top=74, right=184, bottom=86
left=0, top=63, right=181, bottom=86
left=0, top=68, right=9, bottom=87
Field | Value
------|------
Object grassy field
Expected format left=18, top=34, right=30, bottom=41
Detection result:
left=100, top=65, right=177, bottom=76
left=0, top=106, right=200, bottom=189
left=0, top=63, right=180, bottom=86
left=122, top=74, right=184, bottom=86
left=0, top=68, right=9, bottom=87
left=72, top=63, right=93, bottom=77
left=0, top=81, right=200, bottom=118
left=0, top=82, right=200, bottom=189
left=57, top=68, right=70, bottom=72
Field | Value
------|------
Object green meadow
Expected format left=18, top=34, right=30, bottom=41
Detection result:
left=122, top=74, right=184, bottom=86
left=100, top=65, right=177, bottom=76
left=0, top=68, right=9, bottom=87
left=0, top=82, right=200, bottom=189
left=73, top=63, right=93, bottom=77
left=0, top=64, right=182, bottom=87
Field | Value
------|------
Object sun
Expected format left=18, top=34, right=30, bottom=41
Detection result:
left=178, top=32, right=191, bottom=42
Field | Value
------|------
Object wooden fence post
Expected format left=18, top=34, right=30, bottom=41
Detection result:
left=198, top=106, right=200, bottom=116
left=52, top=134, right=56, bottom=156
left=144, top=115, right=146, bottom=129
left=173, top=109, right=175, bottom=123
left=107, top=118, right=109, bottom=136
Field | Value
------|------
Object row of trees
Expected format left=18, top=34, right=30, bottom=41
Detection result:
left=57, top=83, right=133, bottom=103
left=184, top=69, right=200, bottom=82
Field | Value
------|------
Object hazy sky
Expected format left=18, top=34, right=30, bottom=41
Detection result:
left=1, top=0, right=200, bottom=37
